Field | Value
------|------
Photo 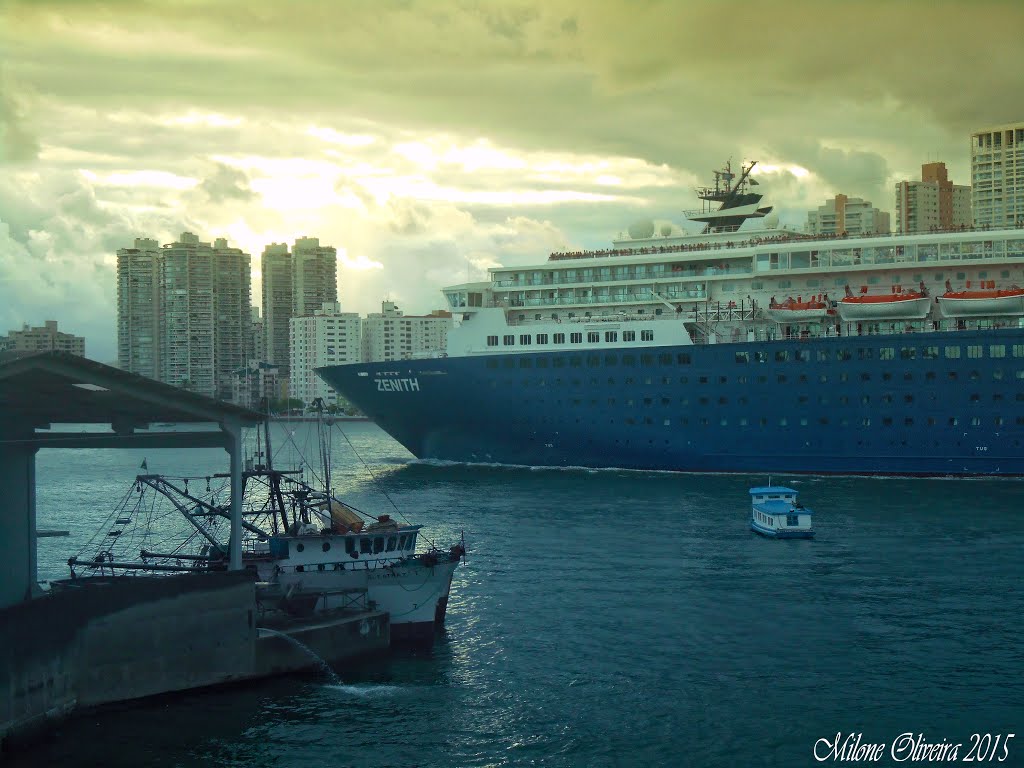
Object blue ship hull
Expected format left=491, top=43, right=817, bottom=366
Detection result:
left=317, top=328, right=1024, bottom=476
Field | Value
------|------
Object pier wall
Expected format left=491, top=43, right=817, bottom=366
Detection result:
left=0, top=572, right=256, bottom=748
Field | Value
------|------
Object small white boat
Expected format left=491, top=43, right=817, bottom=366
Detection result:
left=749, top=486, right=815, bottom=539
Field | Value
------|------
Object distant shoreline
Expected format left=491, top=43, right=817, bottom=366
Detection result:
left=269, top=415, right=370, bottom=422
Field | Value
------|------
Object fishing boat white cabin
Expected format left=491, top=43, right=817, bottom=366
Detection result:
left=749, top=486, right=815, bottom=539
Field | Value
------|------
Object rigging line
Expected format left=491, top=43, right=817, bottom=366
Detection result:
left=329, top=421, right=440, bottom=550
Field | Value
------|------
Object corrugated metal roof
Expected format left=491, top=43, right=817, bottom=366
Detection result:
left=0, top=351, right=264, bottom=427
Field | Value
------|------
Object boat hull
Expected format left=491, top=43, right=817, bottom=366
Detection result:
left=765, top=307, right=828, bottom=322
left=268, top=558, right=460, bottom=643
left=938, top=295, right=1024, bottom=317
left=317, top=327, right=1024, bottom=476
left=838, top=296, right=931, bottom=321
left=751, top=520, right=815, bottom=539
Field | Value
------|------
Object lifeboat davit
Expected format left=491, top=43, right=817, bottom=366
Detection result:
left=765, top=297, right=828, bottom=322
left=838, top=284, right=931, bottom=321
left=937, top=280, right=1024, bottom=318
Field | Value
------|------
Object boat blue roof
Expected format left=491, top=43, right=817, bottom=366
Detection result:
left=749, top=486, right=798, bottom=495
left=753, top=500, right=813, bottom=515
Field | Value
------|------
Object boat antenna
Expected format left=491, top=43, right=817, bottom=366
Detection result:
left=314, top=397, right=333, bottom=505
left=260, top=396, right=289, bottom=532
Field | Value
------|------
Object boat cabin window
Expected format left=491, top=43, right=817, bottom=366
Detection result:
left=786, top=515, right=799, bottom=526
left=406, top=534, right=417, bottom=551
left=345, top=537, right=356, bottom=554
left=374, top=536, right=385, bottom=554
left=398, top=534, right=407, bottom=550
left=386, top=535, right=397, bottom=552
left=360, top=537, right=372, bottom=554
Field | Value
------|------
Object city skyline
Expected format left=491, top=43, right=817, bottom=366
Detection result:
left=2, top=1, right=1023, bottom=363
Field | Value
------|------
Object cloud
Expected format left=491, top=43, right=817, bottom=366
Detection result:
left=2, top=0, right=1021, bottom=360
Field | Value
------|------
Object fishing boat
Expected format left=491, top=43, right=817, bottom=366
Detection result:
left=749, top=486, right=814, bottom=539
left=937, top=280, right=1024, bottom=317
left=63, top=416, right=466, bottom=644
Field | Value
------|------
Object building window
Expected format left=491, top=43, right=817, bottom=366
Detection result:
left=503, top=335, right=515, bottom=346
left=537, top=334, right=549, bottom=345
left=641, top=330, right=654, bottom=341
left=588, top=332, right=600, bottom=343
left=570, top=333, right=582, bottom=344
left=605, top=331, right=618, bottom=342
left=554, top=333, right=565, bottom=344
left=520, top=334, right=532, bottom=345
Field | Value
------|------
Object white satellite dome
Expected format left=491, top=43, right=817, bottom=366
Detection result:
left=627, top=219, right=656, bottom=239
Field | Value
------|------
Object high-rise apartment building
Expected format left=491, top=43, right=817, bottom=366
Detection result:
left=212, top=237, right=253, bottom=400
left=289, top=301, right=361, bottom=407
left=159, top=232, right=216, bottom=396
left=5, top=320, right=85, bottom=356
left=116, top=237, right=161, bottom=377
left=971, top=122, right=1024, bottom=229
left=117, top=232, right=252, bottom=399
left=805, top=194, right=890, bottom=236
left=261, top=242, right=292, bottom=371
left=895, top=162, right=972, bottom=234
left=361, top=301, right=452, bottom=363
left=292, top=237, right=337, bottom=317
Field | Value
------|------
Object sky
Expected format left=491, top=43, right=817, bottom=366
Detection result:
left=1, top=0, right=1022, bottom=363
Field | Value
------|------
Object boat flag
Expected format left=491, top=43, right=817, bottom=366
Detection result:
left=140, top=458, right=148, bottom=471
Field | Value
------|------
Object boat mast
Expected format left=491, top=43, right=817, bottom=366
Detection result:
left=261, top=396, right=290, bottom=532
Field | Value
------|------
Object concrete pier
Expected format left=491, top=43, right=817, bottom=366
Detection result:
left=0, top=572, right=388, bottom=750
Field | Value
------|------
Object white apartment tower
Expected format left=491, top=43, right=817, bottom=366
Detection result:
left=116, top=237, right=161, bottom=377
left=212, top=237, right=253, bottom=400
left=971, top=121, right=1024, bottom=229
left=289, top=301, right=361, bottom=407
left=895, top=162, right=972, bottom=234
left=361, top=301, right=453, bottom=363
left=261, top=242, right=293, bottom=372
left=116, top=231, right=253, bottom=399
left=806, top=194, right=891, bottom=236
left=292, top=237, right=338, bottom=317
left=158, top=232, right=217, bottom=396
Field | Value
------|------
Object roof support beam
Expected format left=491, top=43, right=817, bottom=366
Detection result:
left=222, top=418, right=244, bottom=571
left=26, top=432, right=228, bottom=450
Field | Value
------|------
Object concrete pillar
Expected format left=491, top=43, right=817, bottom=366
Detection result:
left=222, top=419, right=244, bottom=570
left=0, top=422, right=38, bottom=610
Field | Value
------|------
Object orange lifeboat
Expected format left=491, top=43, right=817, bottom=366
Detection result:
left=838, top=283, right=931, bottom=321
left=765, top=295, right=829, bottom=322
left=937, top=280, right=1024, bottom=317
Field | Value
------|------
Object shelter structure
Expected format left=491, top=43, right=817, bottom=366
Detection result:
left=0, top=350, right=264, bottom=611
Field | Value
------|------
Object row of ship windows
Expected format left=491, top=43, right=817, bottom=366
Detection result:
left=571, top=415, right=1022, bottom=428
left=544, top=390, right=1024, bottom=407
left=484, top=345, right=1024, bottom=370
left=497, top=371, right=1022, bottom=392
left=487, top=330, right=656, bottom=346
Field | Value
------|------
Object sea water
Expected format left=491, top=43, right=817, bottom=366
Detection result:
left=17, top=422, right=1024, bottom=767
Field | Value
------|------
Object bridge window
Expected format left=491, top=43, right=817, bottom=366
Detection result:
left=588, top=332, right=600, bottom=343
left=537, top=334, right=549, bottom=345
left=520, top=334, right=532, bottom=345
left=641, top=330, right=654, bottom=341
left=487, top=335, right=498, bottom=347
left=624, top=331, right=636, bottom=342
left=570, top=333, right=582, bottom=343
left=605, top=331, right=618, bottom=342
left=503, top=335, right=515, bottom=346
left=554, top=333, right=565, bottom=344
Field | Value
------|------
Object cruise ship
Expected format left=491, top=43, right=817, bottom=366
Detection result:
left=319, top=161, right=1024, bottom=476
